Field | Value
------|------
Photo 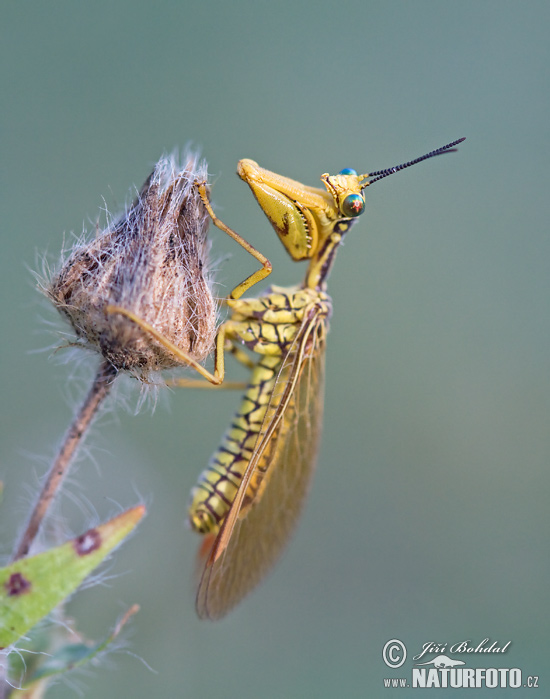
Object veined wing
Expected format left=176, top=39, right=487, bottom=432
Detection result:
left=196, top=305, right=328, bottom=620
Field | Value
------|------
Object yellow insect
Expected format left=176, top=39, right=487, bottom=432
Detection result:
left=190, top=138, right=465, bottom=619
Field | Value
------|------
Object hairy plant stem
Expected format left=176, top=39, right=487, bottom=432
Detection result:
left=12, top=360, right=117, bottom=561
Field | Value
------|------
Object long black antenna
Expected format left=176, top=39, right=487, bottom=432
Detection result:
left=362, top=137, right=465, bottom=188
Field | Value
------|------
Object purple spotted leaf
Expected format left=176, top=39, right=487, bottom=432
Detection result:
left=0, top=506, right=145, bottom=648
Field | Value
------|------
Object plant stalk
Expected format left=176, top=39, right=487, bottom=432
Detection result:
left=12, top=360, right=117, bottom=561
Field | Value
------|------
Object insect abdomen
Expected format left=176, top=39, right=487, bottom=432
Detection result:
left=189, top=354, right=280, bottom=534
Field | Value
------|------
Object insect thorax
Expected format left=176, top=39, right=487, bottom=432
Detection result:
left=226, top=285, right=331, bottom=356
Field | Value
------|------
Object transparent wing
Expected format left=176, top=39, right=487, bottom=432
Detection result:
left=196, top=307, right=327, bottom=620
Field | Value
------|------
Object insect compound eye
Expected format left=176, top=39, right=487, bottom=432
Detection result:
left=341, top=193, right=365, bottom=218
left=338, top=168, right=357, bottom=176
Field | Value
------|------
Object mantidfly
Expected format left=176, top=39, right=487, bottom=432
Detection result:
left=120, top=139, right=464, bottom=619
left=192, top=138, right=465, bottom=619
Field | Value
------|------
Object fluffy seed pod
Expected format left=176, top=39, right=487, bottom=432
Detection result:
left=47, top=153, right=217, bottom=379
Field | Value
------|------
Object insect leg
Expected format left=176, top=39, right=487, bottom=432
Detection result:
left=106, top=305, right=236, bottom=385
left=195, top=183, right=272, bottom=300
left=170, top=343, right=252, bottom=389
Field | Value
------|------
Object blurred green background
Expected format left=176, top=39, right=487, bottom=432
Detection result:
left=2, top=1, right=549, bottom=696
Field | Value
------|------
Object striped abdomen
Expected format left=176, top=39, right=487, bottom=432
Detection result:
left=189, top=353, right=283, bottom=533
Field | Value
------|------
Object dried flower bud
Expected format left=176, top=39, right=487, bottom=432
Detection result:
left=47, top=153, right=217, bottom=379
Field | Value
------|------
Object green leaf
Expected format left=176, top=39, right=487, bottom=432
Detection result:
left=0, top=506, right=145, bottom=649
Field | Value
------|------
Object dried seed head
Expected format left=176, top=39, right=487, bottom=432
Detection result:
left=47, top=152, right=217, bottom=379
